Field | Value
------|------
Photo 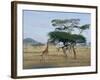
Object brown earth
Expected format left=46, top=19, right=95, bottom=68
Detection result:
left=23, top=45, right=91, bottom=69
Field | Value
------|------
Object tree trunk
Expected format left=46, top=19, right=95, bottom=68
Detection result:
left=72, top=45, right=76, bottom=59
left=62, top=48, right=67, bottom=57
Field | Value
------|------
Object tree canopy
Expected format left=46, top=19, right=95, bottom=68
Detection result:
left=51, top=19, right=90, bottom=34
left=48, top=18, right=89, bottom=45
left=48, top=31, right=86, bottom=44
left=47, top=18, right=90, bottom=58
left=51, top=19, right=80, bottom=33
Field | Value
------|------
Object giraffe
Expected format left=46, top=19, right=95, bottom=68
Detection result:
left=41, top=40, right=49, bottom=62
left=56, top=42, right=72, bottom=56
left=42, top=42, right=49, bottom=55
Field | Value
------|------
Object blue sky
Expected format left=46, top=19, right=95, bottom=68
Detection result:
left=23, top=10, right=91, bottom=43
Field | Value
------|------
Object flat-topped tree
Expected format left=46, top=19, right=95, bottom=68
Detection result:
left=48, top=31, right=86, bottom=46
left=48, top=31, right=86, bottom=59
left=51, top=19, right=80, bottom=33
left=48, top=18, right=89, bottom=59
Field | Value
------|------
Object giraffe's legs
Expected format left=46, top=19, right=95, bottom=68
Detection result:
left=72, top=45, right=76, bottom=59
left=62, top=48, right=68, bottom=57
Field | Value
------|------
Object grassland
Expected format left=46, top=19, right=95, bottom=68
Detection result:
left=23, top=45, right=91, bottom=69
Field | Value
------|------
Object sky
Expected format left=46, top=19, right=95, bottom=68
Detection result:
left=23, top=10, right=91, bottom=43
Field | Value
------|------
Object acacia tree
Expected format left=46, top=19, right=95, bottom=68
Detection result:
left=78, top=24, right=90, bottom=34
left=48, top=31, right=86, bottom=58
left=51, top=19, right=80, bottom=33
left=48, top=19, right=90, bottom=59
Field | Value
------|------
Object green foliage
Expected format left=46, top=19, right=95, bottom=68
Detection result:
left=79, top=24, right=90, bottom=34
left=51, top=19, right=66, bottom=27
left=48, top=18, right=89, bottom=57
left=71, top=34, right=86, bottom=43
left=51, top=19, right=90, bottom=34
left=48, top=18, right=89, bottom=46
left=51, top=19, right=68, bottom=25
left=51, top=19, right=80, bottom=33
left=51, top=19, right=80, bottom=27
left=80, top=24, right=90, bottom=30
left=48, top=31, right=86, bottom=44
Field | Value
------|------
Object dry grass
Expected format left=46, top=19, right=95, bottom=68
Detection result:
left=23, top=45, right=91, bottom=69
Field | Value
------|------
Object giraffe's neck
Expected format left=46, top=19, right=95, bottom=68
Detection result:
left=42, top=41, right=49, bottom=55
left=45, top=42, right=48, bottom=51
